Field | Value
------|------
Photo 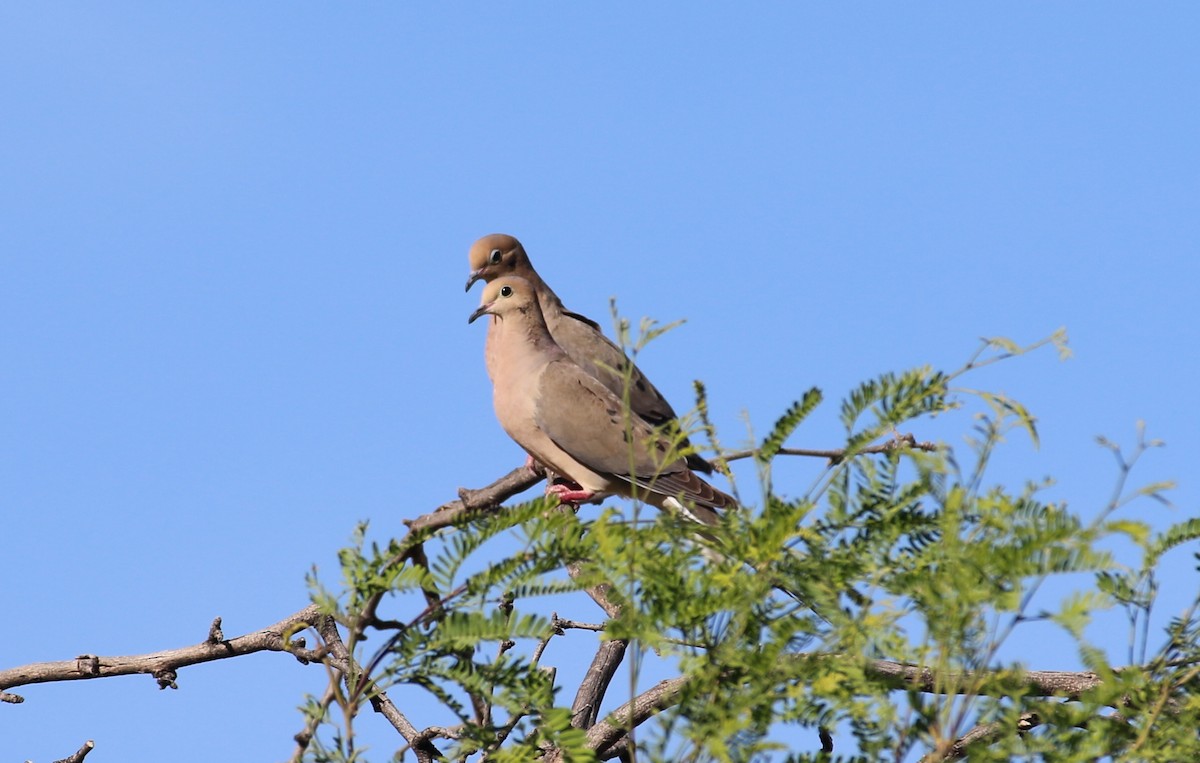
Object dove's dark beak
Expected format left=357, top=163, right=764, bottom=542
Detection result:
left=468, top=302, right=493, bottom=324
left=465, top=269, right=485, bottom=292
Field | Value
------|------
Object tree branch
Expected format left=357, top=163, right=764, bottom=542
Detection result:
left=566, top=564, right=625, bottom=619
left=313, top=616, right=446, bottom=762
left=52, top=740, right=95, bottom=763
left=402, top=429, right=936, bottom=540
left=290, top=681, right=338, bottom=763
left=0, top=606, right=324, bottom=700
left=0, top=460, right=1143, bottom=761
left=586, top=676, right=688, bottom=757
left=918, top=714, right=1040, bottom=763
left=404, top=465, right=546, bottom=534
left=861, top=660, right=1106, bottom=699
left=579, top=658, right=1118, bottom=759
left=720, top=432, right=938, bottom=464
left=571, top=638, right=629, bottom=730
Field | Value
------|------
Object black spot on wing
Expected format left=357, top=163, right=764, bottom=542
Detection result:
left=561, top=309, right=602, bottom=332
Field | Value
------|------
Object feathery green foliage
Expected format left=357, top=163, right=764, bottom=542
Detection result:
left=299, top=331, right=1199, bottom=762
left=759, top=389, right=823, bottom=464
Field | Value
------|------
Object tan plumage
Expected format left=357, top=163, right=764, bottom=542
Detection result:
left=469, top=276, right=734, bottom=525
left=466, top=233, right=714, bottom=474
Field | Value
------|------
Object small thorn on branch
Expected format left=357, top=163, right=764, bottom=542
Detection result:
left=883, top=432, right=918, bottom=451
left=1017, top=712, right=1040, bottom=733
left=456, top=485, right=487, bottom=509
left=207, top=617, right=224, bottom=644
left=75, top=655, right=100, bottom=676
left=287, top=634, right=309, bottom=655
left=153, top=668, right=178, bottom=690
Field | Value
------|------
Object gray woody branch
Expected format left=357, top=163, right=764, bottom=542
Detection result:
left=0, top=608, right=324, bottom=702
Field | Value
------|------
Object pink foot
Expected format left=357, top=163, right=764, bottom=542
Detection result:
left=546, top=482, right=596, bottom=504
left=523, top=454, right=543, bottom=475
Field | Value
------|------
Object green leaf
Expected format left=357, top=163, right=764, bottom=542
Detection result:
left=758, top=388, right=822, bottom=463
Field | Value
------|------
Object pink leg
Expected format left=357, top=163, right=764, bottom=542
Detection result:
left=546, top=482, right=596, bottom=504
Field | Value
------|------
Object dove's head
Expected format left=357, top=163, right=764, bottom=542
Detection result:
left=468, top=276, right=540, bottom=325
left=465, top=234, right=533, bottom=291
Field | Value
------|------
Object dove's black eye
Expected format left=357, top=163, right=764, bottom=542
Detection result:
left=489, top=249, right=503, bottom=265
left=499, top=285, right=513, bottom=297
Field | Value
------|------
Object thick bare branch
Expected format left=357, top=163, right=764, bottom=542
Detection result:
left=0, top=606, right=324, bottom=700
left=571, top=639, right=629, bottom=730
left=587, top=676, right=688, bottom=757
left=553, top=616, right=606, bottom=633
left=862, top=660, right=1105, bottom=699
left=918, top=713, right=1040, bottom=763
left=597, top=735, right=631, bottom=761
left=52, top=740, right=95, bottom=763
left=578, top=658, right=1115, bottom=759
left=565, top=560, right=624, bottom=620
left=405, top=465, right=546, bottom=534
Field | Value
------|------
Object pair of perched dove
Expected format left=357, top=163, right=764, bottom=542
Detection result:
left=465, top=234, right=735, bottom=525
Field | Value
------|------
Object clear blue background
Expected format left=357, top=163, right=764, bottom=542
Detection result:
left=3, top=4, right=1197, bottom=760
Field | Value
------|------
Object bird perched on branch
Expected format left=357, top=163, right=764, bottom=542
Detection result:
left=466, top=233, right=713, bottom=475
left=469, top=276, right=735, bottom=525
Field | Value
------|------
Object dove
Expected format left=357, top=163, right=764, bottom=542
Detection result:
left=469, top=276, right=734, bottom=525
left=466, top=233, right=714, bottom=474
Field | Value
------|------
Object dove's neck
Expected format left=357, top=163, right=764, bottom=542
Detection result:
left=534, top=280, right=567, bottom=316
left=486, top=309, right=564, bottom=384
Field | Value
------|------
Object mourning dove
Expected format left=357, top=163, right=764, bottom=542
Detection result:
left=469, top=276, right=735, bottom=526
left=466, top=233, right=714, bottom=475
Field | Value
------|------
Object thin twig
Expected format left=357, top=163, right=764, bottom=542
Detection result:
left=720, top=433, right=938, bottom=464
left=290, top=682, right=338, bottom=763
left=553, top=615, right=606, bottom=633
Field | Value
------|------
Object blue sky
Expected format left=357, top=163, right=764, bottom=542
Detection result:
left=3, top=4, right=1198, bottom=760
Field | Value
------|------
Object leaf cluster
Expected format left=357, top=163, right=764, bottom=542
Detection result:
left=300, top=334, right=1199, bottom=762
